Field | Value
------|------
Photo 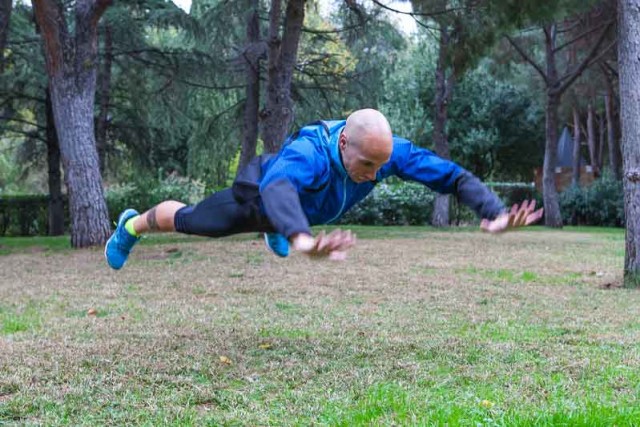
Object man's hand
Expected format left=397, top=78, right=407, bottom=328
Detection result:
left=480, top=200, right=544, bottom=233
left=290, top=229, right=357, bottom=260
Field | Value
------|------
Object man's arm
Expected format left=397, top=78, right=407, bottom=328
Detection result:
left=388, top=138, right=542, bottom=230
left=259, top=141, right=356, bottom=258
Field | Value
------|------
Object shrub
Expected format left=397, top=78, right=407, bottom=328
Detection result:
left=106, top=172, right=205, bottom=223
left=0, top=195, right=54, bottom=236
left=559, top=175, right=624, bottom=227
left=339, top=182, right=436, bottom=226
left=0, top=173, right=206, bottom=236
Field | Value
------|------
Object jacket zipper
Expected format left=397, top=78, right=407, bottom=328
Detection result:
left=327, top=175, right=348, bottom=224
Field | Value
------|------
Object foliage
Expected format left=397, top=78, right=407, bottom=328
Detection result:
left=0, top=194, right=57, bottom=236
left=339, top=182, right=436, bottom=226
left=559, top=174, right=624, bottom=227
left=0, top=173, right=205, bottom=236
left=105, top=172, right=206, bottom=222
left=447, top=62, right=545, bottom=181
left=339, top=180, right=543, bottom=227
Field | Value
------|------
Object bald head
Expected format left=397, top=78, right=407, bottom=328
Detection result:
left=344, top=109, right=393, bottom=156
left=339, top=109, right=393, bottom=183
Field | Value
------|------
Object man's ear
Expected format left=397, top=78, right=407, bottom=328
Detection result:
left=339, top=133, right=347, bottom=151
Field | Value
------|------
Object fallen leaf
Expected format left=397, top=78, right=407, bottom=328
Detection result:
left=480, top=399, right=494, bottom=408
left=87, top=308, right=97, bottom=316
left=219, top=356, right=232, bottom=365
left=259, top=343, right=272, bottom=350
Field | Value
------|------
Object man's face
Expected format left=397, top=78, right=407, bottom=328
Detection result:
left=339, top=132, right=392, bottom=183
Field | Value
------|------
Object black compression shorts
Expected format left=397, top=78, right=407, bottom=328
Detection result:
left=173, top=189, right=275, bottom=237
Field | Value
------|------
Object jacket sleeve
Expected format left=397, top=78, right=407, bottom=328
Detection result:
left=389, top=138, right=506, bottom=220
left=259, top=140, right=322, bottom=238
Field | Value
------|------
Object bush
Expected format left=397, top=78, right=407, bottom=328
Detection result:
left=339, top=181, right=540, bottom=227
left=106, top=172, right=205, bottom=223
left=0, top=173, right=206, bottom=236
left=559, top=176, right=624, bottom=227
left=488, top=182, right=539, bottom=208
left=0, top=195, right=55, bottom=236
left=339, top=182, right=436, bottom=225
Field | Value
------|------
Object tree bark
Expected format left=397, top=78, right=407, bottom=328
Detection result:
left=431, top=24, right=453, bottom=227
left=45, top=87, right=65, bottom=236
left=95, top=23, right=112, bottom=175
left=239, top=0, right=261, bottom=172
left=597, top=111, right=605, bottom=172
left=542, top=25, right=563, bottom=227
left=261, top=0, right=306, bottom=153
left=0, top=0, right=12, bottom=73
left=605, top=83, right=622, bottom=179
left=33, top=0, right=112, bottom=248
left=571, top=107, right=581, bottom=186
left=587, top=101, right=597, bottom=174
left=619, top=0, right=640, bottom=287
left=543, top=93, right=563, bottom=227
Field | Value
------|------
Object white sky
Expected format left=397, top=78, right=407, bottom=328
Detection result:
left=171, top=0, right=416, bottom=34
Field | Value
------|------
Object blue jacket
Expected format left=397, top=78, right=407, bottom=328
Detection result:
left=254, top=120, right=505, bottom=238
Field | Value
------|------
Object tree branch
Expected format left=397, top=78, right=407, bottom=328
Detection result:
left=553, top=20, right=611, bottom=54
left=0, top=115, right=46, bottom=130
left=370, top=0, right=471, bottom=18
left=555, top=22, right=614, bottom=96
left=32, top=0, right=67, bottom=75
left=506, top=34, right=548, bottom=85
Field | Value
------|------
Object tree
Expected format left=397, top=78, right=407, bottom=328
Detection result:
left=407, top=0, right=504, bottom=226
left=0, top=3, right=65, bottom=235
left=33, top=0, right=113, bottom=247
left=239, top=0, right=263, bottom=171
left=506, top=5, right=614, bottom=227
left=262, top=0, right=306, bottom=153
left=619, top=0, right=640, bottom=287
left=0, top=0, right=12, bottom=73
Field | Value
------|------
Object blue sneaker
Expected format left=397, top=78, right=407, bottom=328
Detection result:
left=105, top=209, right=141, bottom=270
left=264, top=232, right=289, bottom=257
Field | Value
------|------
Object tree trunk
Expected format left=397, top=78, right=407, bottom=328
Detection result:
left=587, top=102, right=597, bottom=175
left=431, top=24, right=453, bottom=227
left=605, top=84, right=622, bottom=180
left=261, top=0, right=306, bottom=153
left=571, top=107, right=581, bottom=186
left=597, top=111, right=605, bottom=172
left=619, top=0, right=640, bottom=287
left=0, top=0, right=12, bottom=73
left=239, top=0, right=261, bottom=172
left=542, top=25, right=563, bottom=227
left=543, top=93, right=563, bottom=227
left=33, top=0, right=112, bottom=248
left=46, top=87, right=65, bottom=236
left=95, top=23, right=112, bottom=175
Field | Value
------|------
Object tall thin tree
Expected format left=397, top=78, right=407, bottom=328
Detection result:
left=619, top=0, right=640, bottom=287
left=508, top=17, right=614, bottom=227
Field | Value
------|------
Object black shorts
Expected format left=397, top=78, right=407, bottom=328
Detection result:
left=173, top=189, right=275, bottom=237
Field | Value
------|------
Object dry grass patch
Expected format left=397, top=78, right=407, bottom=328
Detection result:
left=1, top=228, right=639, bottom=425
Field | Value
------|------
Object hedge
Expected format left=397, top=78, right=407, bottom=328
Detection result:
left=0, top=178, right=623, bottom=236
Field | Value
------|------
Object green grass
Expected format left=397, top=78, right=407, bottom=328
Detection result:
left=0, top=226, right=637, bottom=425
left=0, top=302, right=41, bottom=335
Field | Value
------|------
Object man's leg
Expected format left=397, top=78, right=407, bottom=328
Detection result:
left=130, top=201, right=186, bottom=235
left=106, top=189, right=272, bottom=270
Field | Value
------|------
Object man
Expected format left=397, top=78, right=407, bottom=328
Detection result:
left=105, top=109, right=543, bottom=269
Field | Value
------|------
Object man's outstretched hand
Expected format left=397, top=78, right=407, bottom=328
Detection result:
left=290, top=229, right=357, bottom=261
left=480, top=200, right=544, bottom=233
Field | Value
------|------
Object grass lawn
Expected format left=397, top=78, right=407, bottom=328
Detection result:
left=1, top=226, right=639, bottom=425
